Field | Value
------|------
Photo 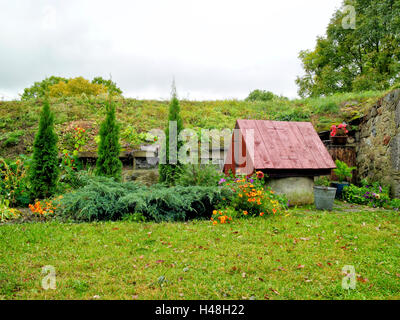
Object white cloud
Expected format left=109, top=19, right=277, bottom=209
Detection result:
left=0, top=0, right=343, bottom=100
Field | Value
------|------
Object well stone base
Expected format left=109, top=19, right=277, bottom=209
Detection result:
left=266, top=177, right=314, bottom=206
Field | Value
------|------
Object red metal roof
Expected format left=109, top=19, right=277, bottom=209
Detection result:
left=226, top=120, right=336, bottom=170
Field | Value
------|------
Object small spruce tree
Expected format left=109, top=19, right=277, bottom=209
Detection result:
left=29, top=100, right=59, bottom=199
left=95, top=97, right=122, bottom=180
left=159, top=82, right=184, bottom=184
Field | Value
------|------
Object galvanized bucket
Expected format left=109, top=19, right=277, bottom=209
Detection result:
left=314, top=186, right=337, bottom=211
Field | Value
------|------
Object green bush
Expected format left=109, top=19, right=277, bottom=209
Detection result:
left=0, top=157, right=30, bottom=207
left=333, top=160, right=356, bottom=183
left=314, top=176, right=331, bottom=187
left=389, top=198, right=400, bottom=211
left=57, top=178, right=232, bottom=222
left=176, top=163, right=223, bottom=187
left=245, top=90, right=276, bottom=102
left=343, top=180, right=391, bottom=208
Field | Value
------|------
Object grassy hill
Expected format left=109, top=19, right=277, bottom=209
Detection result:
left=0, top=90, right=386, bottom=159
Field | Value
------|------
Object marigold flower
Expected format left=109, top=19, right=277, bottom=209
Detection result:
left=256, top=171, right=265, bottom=179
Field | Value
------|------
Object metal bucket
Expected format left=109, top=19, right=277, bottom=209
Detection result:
left=314, top=186, right=337, bottom=211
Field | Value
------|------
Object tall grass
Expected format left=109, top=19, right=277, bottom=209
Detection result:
left=0, top=90, right=386, bottom=158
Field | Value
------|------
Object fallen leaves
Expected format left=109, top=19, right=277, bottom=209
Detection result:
left=269, top=288, right=280, bottom=295
left=357, top=276, right=369, bottom=283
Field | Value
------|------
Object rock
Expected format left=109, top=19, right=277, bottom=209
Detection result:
left=370, top=107, right=377, bottom=118
left=390, top=134, right=400, bottom=172
left=396, top=100, right=400, bottom=128
left=371, top=126, right=377, bottom=137
left=383, top=135, right=391, bottom=146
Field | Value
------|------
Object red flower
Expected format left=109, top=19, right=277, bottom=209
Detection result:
left=331, top=124, right=348, bottom=137
left=256, top=171, right=265, bottom=179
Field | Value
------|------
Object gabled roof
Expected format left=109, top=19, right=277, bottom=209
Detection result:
left=226, top=120, right=336, bottom=171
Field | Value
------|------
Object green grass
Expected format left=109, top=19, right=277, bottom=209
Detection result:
left=0, top=90, right=385, bottom=159
left=1, top=203, right=399, bottom=300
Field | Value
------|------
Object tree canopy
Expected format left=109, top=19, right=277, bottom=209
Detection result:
left=245, top=90, right=276, bottom=102
left=21, top=76, right=122, bottom=100
left=296, top=0, right=400, bottom=97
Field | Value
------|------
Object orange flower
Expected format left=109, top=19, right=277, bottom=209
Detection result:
left=272, top=208, right=277, bottom=214
left=243, top=211, right=248, bottom=216
left=260, top=212, right=265, bottom=217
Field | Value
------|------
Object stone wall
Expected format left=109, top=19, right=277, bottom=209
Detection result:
left=356, top=89, right=400, bottom=197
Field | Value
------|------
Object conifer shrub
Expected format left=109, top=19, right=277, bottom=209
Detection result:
left=57, top=178, right=233, bottom=222
left=118, top=185, right=232, bottom=222
left=159, top=84, right=184, bottom=185
left=29, top=100, right=59, bottom=199
left=57, top=177, right=142, bottom=221
left=95, top=98, right=122, bottom=181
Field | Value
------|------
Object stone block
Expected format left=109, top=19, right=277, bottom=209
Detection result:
left=266, top=177, right=314, bottom=206
left=390, top=134, right=400, bottom=172
left=396, top=100, right=400, bottom=128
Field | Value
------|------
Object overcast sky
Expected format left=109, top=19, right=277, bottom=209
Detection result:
left=0, top=0, right=343, bottom=101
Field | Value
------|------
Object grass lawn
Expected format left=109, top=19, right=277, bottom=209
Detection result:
left=1, top=203, right=399, bottom=300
